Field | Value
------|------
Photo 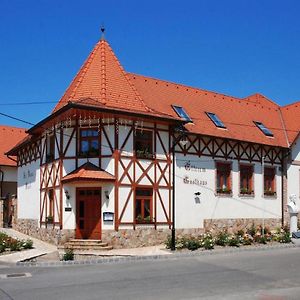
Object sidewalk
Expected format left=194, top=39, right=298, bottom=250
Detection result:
left=0, top=228, right=57, bottom=264
left=0, top=228, right=299, bottom=266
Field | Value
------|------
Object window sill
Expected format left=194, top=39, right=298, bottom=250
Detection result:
left=239, top=193, right=255, bottom=198
left=216, top=192, right=233, bottom=197
left=263, top=194, right=277, bottom=199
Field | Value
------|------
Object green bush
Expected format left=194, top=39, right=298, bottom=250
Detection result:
left=0, top=242, right=6, bottom=253
left=164, top=235, right=174, bottom=249
left=257, top=236, right=267, bottom=244
left=201, top=233, right=214, bottom=250
left=247, top=223, right=256, bottom=237
left=23, top=239, right=34, bottom=249
left=215, top=231, right=229, bottom=246
left=62, top=249, right=74, bottom=261
left=228, top=236, right=240, bottom=247
left=186, top=238, right=201, bottom=251
left=278, top=232, right=291, bottom=244
left=242, top=234, right=253, bottom=245
left=9, top=239, right=22, bottom=251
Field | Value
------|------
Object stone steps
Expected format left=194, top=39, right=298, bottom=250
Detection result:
left=60, top=239, right=113, bottom=251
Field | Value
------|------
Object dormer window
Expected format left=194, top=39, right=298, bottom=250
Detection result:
left=172, top=105, right=192, bottom=122
left=254, top=121, right=273, bottom=137
left=206, top=112, right=226, bottom=128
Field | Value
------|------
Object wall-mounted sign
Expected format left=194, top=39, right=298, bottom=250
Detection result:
left=103, top=212, right=114, bottom=222
left=184, top=161, right=206, bottom=173
left=183, top=176, right=207, bottom=186
left=65, top=207, right=72, bottom=212
left=23, top=170, right=34, bottom=179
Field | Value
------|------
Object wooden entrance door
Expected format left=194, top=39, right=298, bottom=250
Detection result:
left=76, top=188, right=101, bottom=239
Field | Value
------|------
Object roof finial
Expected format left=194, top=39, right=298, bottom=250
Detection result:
left=100, top=24, right=105, bottom=40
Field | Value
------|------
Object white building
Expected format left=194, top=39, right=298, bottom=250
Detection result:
left=7, top=37, right=300, bottom=247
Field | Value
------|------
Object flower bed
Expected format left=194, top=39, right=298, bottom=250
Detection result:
left=0, top=232, right=33, bottom=254
left=165, top=225, right=292, bottom=251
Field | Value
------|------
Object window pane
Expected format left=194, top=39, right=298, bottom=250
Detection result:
left=81, top=140, right=89, bottom=153
left=172, top=105, right=192, bottom=122
left=81, top=130, right=88, bottom=137
left=144, top=200, right=150, bottom=218
left=91, top=140, right=99, bottom=151
left=136, top=189, right=152, bottom=196
left=135, top=200, right=142, bottom=218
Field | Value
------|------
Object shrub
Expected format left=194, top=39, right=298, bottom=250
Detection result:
left=9, top=239, right=22, bottom=251
left=165, top=235, right=173, bottom=249
left=228, top=236, right=240, bottom=247
left=215, top=231, right=229, bottom=246
left=257, top=236, right=267, bottom=244
left=242, top=234, right=253, bottom=245
left=62, top=249, right=74, bottom=261
left=0, top=232, right=8, bottom=242
left=176, top=237, right=190, bottom=250
left=201, top=233, right=214, bottom=250
left=0, top=241, right=6, bottom=253
left=236, top=229, right=245, bottom=237
left=278, top=232, right=291, bottom=244
left=186, top=238, right=201, bottom=251
left=23, top=239, right=34, bottom=249
left=247, top=223, right=256, bottom=237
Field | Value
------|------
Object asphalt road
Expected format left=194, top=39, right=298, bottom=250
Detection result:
left=1, top=247, right=300, bottom=300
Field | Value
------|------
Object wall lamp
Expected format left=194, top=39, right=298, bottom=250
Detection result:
left=65, top=190, right=70, bottom=200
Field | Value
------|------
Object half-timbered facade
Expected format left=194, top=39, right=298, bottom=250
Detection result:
left=8, top=36, right=300, bottom=247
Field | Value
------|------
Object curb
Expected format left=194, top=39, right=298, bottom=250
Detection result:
left=16, top=242, right=297, bottom=268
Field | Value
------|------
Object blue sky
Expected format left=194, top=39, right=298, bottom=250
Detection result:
left=1, top=0, right=300, bottom=128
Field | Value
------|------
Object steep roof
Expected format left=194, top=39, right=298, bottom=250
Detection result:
left=52, top=39, right=166, bottom=118
left=0, top=125, right=27, bottom=166
left=128, top=73, right=289, bottom=148
left=280, top=101, right=300, bottom=145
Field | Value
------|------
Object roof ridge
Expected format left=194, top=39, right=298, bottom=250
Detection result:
left=278, top=107, right=290, bottom=147
left=281, top=100, right=300, bottom=109
left=100, top=41, right=107, bottom=104
left=128, top=72, right=280, bottom=110
left=104, top=44, right=151, bottom=113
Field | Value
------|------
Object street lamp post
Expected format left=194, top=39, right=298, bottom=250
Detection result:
left=171, top=129, right=187, bottom=251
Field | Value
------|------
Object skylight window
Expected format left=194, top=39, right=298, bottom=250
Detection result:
left=254, top=121, right=273, bottom=137
left=206, top=112, right=226, bottom=129
left=172, top=105, right=192, bottom=122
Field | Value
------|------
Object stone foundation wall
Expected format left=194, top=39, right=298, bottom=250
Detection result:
left=204, top=218, right=282, bottom=234
left=101, top=227, right=205, bottom=249
left=12, top=217, right=286, bottom=248
left=13, top=219, right=75, bottom=245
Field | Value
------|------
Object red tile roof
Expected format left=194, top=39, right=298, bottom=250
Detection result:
left=52, top=39, right=172, bottom=120
left=61, top=162, right=115, bottom=183
left=280, top=101, right=300, bottom=145
left=0, top=125, right=27, bottom=166
left=21, top=38, right=300, bottom=151
left=128, top=73, right=289, bottom=147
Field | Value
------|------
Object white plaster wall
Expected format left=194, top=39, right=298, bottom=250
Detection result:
left=1, top=166, right=17, bottom=182
left=17, top=160, right=40, bottom=219
left=287, top=136, right=300, bottom=202
left=63, top=128, right=76, bottom=157
left=175, top=154, right=282, bottom=229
